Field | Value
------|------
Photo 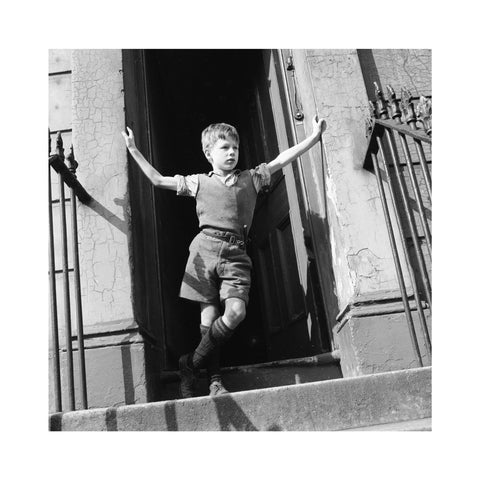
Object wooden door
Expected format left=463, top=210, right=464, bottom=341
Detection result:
left=122, top=50, right=167, bottom=364
left=241, top=52, right=322, bottom=361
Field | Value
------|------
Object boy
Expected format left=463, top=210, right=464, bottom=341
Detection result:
left=121, top=115, right=326, bottom=398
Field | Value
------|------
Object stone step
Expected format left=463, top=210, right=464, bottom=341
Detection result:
left=344, top=417, right=432, bottom=431
left=155, top=352, right=343, bottom=401
left=49, top=366, right=431, bottom=431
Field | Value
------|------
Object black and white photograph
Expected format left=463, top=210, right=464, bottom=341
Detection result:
left=48, top=48, right=432, bottom=431
left=3, top=1, right=478, bottom=478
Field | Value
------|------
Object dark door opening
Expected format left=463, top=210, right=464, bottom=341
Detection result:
left=135, top=49, right=328, bottom=369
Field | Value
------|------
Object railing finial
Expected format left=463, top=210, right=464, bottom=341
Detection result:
left=365, top=100, right=377, bottom=138
left=400, top=88, right=418, bottom=130
left=416, top=95, right=432, bottom=136
left=386, top=85, right=402, bottom=124
left=374, top=82, right=389, bottom=119
left=66, top=145, right=78, bottom=176
left=56, top=131, right=65, bottom=160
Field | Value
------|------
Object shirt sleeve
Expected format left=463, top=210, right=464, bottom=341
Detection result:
left=249, top=163, right=271, bottom=193
left=175, top=174, right=199, bottom=197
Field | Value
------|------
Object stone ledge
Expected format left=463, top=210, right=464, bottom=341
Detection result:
left=50, top=366, right=431, bottom=431
left=343, top=416, right=431, bottom=431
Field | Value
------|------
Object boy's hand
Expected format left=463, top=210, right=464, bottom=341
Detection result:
left=312, top=114, right=327, bottom=140
left=121, top=126, right=136, bottom=150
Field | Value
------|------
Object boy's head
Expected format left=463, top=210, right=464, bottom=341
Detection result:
left=201, top=123, right=240, bottom=162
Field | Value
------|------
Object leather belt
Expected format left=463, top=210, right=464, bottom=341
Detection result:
left=201, top=229, right=246, bottom=249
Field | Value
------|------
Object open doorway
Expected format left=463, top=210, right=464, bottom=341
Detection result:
left=125, top=49, right=330, bottom=370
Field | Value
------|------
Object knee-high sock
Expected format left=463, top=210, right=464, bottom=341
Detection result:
left=191, top=317, right=234, bottom=370
left=200, top=324, right=221, bottom=383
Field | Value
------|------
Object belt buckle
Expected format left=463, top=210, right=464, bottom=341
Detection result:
left=228, top=235, right=236, bottom=245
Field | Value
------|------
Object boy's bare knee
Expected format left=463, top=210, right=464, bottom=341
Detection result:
left=223, top=298, right=246, bottom=328
left=200, top=303, right=220, bottom=327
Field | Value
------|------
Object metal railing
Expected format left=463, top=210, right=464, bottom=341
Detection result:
left=363, top=84, right=432, bottom=367
left=49, top=130, right=91, bottom=412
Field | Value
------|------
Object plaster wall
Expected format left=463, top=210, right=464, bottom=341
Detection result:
left=71, top=49, right=133, bottom=329
left=48, top=342, right=148, bottom=412
left=49, top=50, right=151, bottom=411
left=293, top=49, right=403, bottom=312
left=336, top=308, right=432, bottom=377
left=290, top=50, right=432, bottom=375
left=359, top=49, right=432, bottom=100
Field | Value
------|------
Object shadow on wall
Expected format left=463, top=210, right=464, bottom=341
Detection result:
left=83, top=196, right=129, bottom=235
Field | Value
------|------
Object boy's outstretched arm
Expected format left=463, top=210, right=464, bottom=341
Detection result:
left=267, top=115, right=327, bottom=175
left=121, top=127, right=177, bottom=190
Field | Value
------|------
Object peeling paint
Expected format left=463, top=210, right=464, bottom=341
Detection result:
left=71, top=49, right=133, bottom=326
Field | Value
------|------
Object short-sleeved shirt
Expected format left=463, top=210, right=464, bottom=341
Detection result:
left=174, top=163, right=271, bottom=198
left=176, top=163, right=271, bottom=305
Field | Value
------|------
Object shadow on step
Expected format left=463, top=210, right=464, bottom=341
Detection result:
left=163, top=395, right=283, bottom=431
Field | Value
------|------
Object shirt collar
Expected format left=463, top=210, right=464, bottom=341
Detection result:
left=207, top=169, right=241, bottom=178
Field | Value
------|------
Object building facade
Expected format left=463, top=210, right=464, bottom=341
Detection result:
left=48, top=49, right=432, bottom=412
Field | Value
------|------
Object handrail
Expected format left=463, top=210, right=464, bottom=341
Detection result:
left=362, top=84, right=432, bottom=366
left=372, top=118, right=431, bottom=144
left=48, top=130, right=90, bottom=412
left=49, top=156, right=92, bottom=205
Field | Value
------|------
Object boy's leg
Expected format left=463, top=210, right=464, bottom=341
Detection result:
left=199, top=323, right=229, bottom=396
left=200, top=303, right=220, bottom=328
left=222, top=297, right=247, bottom=329
left=179, top=299, right=247, bottom=398
left=178, top=302, right=220, bottom=399
left=190, top=298, right=246, bottom=369
left=199, top=303, right=223, bottom=385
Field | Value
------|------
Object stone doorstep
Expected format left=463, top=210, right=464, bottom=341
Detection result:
left=343, top=417, right=432, bottom=431
left=49, top=366, right=432, bottom=431
left=155, top=352, right=343, bottom=401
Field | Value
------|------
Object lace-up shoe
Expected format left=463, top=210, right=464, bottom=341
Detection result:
left=179, top=354, right=197, bottom=398
left=209, top=380, right=229, bottom=396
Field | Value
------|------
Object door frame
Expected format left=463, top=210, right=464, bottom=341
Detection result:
left=122, top=49, right=334, bottom=367
left=122, top=49, right=168, bottom=366
left=262, top=49, right=333, bottom=350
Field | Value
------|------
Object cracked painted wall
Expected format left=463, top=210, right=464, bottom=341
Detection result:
left=49, top=49, right=150, bottom=412
left=359, top=49, right=431, bottom=100
left=295, top=49, right=403, bottom=310
left=71, top=50, right=133, bottom=328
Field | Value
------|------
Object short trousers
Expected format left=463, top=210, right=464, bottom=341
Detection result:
left=179, top=231, right=252, bottom=305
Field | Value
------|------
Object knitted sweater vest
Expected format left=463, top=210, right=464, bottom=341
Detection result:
left=196, top=171, right=258, bottom=237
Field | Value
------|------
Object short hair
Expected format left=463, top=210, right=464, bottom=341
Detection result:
left=201, top=123, right=240, bottom=156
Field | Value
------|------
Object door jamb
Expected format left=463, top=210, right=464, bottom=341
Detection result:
left=265, top=49, right=335, bottom=349
left=262, top=50, right=314, bottom=339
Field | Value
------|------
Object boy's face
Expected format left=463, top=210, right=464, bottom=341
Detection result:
left=206, top=136, right=239, bottom=174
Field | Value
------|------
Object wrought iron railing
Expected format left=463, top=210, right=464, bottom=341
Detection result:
left=48, top=130, right=91, bottom=412
left=363, top=84, right=432, bottom=367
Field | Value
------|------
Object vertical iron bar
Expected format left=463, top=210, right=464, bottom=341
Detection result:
left=398, top=133, right=432, bottom=255
left=402, top=87, right=432, bottom=201
left=370, top=147, right=423, bottom=366
left=383, top=129, right=432, bottom=307
left=67, top=146, right=88, bottom=410
left=70, top=189, right=88, bottom=409
left=59, top=176, right=75, bottom=411
left=413, top=140, right=432, bottom=201
left=48, top=164, right=62, bottom=412
left=56, top=132, right=76, bottom=411
left=376, top=138, right=432, bottom=358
